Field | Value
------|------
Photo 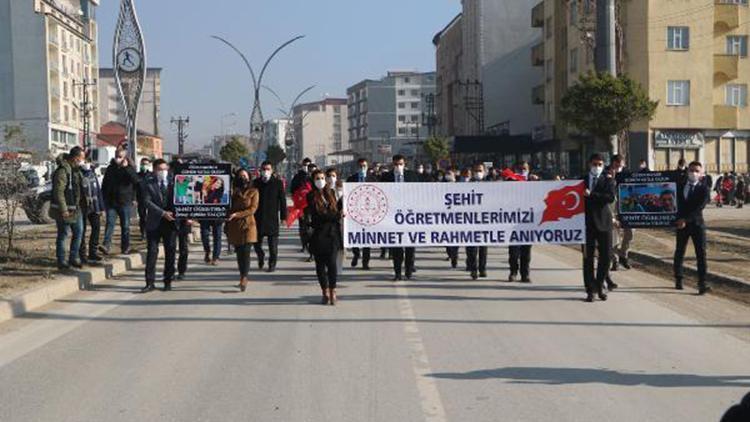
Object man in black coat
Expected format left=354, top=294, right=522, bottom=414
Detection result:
left=347, top=158, right=378, bottom=270
left=253, top=161, right=288, bottom=272
left=674, top=161, right=711, bottom=295
left=582, top=153, right=617, bottom=302
left=101, top=148, right=141, bottom=255
left=136, top=157, right=152, bottom=240
left=466, top=162, right=489, bottom=280
left=142, top=159, right=177, bottom=292
left=380, top=154, right=419, bottom=281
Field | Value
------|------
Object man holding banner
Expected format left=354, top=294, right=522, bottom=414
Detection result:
left=380, top=154, right=419, bottom=281
left=582, top=154, right=617, bottom=302
left=347, top=158, right=378, bottom=270
left=465, top=163, right=489, bottom=280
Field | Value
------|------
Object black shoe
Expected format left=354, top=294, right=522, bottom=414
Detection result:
left=479, top=271, right=487, bottom=278
left=88, top=255, right=103, bottom=263
left=607, top=281, right=619, bottom=290
left=598, top=290, right=608, bottom=301
left=585, top=293, right=594, bottom=303
left=141, top=284, right=155, bottom=293
left=351, top=257, right=359, bottom=268
left=99, top=245, right=110, bottom=256
left=675, top=278, right=684, bottom=290
left=163, top=282, right=172, bottom=292
left=305, top=256, right=313, bottom=263
left=411, top=267, right=417, bottom=274
left=362, top=264, right=371, bottom=271
left=57, top=263, right=70, bottom=271
left=68, top=261, right=83, bottom=269
left=393, top=274, right=402, bottom=282
left=176, top=273, right=185, bottom=281
left=611, top=261, right=618, bottom=272
left=204, top=252, right=211, bottom=263
left=450, top=257, right=458, bottom=268
left=405, top=272, right=413, bottom=280
left=620, top=259, right=631, bottom=270
left=520, top=276, right=531, bottom=283
left=698, top=284, right=712, bottom=295
left=266, top=266, right=276, bottom=273
left=508, top=274, right=517, bottom=282
left=122, top=248, right=137, bottom=255
left=258, top=255, right=265, bottom=269
left=471, top=271, right=478, bottom=280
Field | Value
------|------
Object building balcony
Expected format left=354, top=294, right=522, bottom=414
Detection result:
left=48, top=32, right=59, bottom=47
left=714, top=54, right=739, bottom=80
left=50, top=86, right=60, bottom=99
left=531, top=42, right=545, bottom=66
left=532, top=1, right=545, bottom=28
left=714, top=2, right=746, bottom=32
left=49, top=60, right=60, bottom=73
left=714, top=104, right=739, bottom=128
left=532, top=84, right=545, bottom=105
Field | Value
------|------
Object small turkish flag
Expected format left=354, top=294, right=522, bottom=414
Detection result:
left=540, top=182, right=585, bottom=224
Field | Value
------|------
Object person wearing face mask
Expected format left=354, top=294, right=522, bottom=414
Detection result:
left=582, top=153, right=617, bottom=302
left=291, top=158, right=313, bottom=253
left=252, top=161, right=288, bottom=273
left=79, top=156, right=105, bottom=265
left=507, top=164, right=534, bottom=283
left=346, top=158, right=378, bottom=270
left=101, top=146, right=141, bottom=255
left=136, top=157, right=153, bottom=240
left=306, top=169, right=344, bottom=305
left=442, top=167, right=460, bottom=268
left=380, top=154, right=419, bottom=281
left=226, top=169, right=259, bottom=292
left=637, top=159, right=650, bottom=173
left=141, top=159, right=178, bottom=292
left=465, top=163, right=489, bottom=280
left=607, top=154, right=632, bottom=274
left=674, top=161, right=711, bottom=295
left=50, top=146, right=86, bottom=270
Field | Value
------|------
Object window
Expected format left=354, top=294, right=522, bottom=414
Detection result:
left=398, top=127, right=407, bottom=135
left=398, top=89, right=405, bottom=96
left=667, top=27, right=689, bottom=50
left=410, top=102, right=419, bottom=109
left=411, top=128, right=418, bottom=135
left=569, top=1, right=578, bottom=25
left=667, top=80, right=690, bottom=106
left=727, top=36, right=748, bottom=57
left=726, top=84, right=748, bottom=107
left=403, top=77, right=411, bottom=83
left=411, top=89, right=419, bottom=96
left=410, top=115, right=419, bottom=122
left=398, top=115, right=406, bottom=122
left=570, top=48, right=578, bottom=73
left=398, top=102, right=406, bottom=109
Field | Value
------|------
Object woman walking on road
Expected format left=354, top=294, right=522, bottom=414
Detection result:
left=226, top=169, right=259, bottom=292
left=306, top=169, right=344, bottom=305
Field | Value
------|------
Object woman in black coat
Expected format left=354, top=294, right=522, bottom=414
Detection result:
left=306, top=169, right=344, bottom=305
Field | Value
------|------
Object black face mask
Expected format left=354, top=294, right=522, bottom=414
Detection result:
left=235, top=178, right=248, bottom=189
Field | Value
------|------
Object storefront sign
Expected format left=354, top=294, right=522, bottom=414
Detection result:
left=654, top=130, right=704, bottom=149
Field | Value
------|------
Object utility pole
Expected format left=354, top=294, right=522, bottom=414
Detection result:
left=595, top=0, right=618, bottom=154
left=73, top=78, right=98, bottom=153
left=171, top=116, right=190, bottom=156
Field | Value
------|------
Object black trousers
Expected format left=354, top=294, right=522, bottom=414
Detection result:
left=145, top=223, right=176, bottom=285
left=298, top=219, right=310, bottom=250
left=178, top=223, right=190, bottom=276
left=255, top=235, right=279, bottom=266
left=352, top=248, right=371, bottom=266
left=200, top=221, right=223, bottom=260
left=446, top=247, right=459, bottom=259
left=509, top=245, right=532, bottom=277
left=314, top=253, right=338, bottom=290
left=79, top=211, right=101, bottom=261
left=137, top=203, right=147, bottom=237
left=391, top=247, right=415, bottom=276
left=674, top=223, right=707, bottom=282
left=583, top=227, right=611, bottom=294
left=235, top=243, right=253, bottom=278
left=466, top=246, right=487, bottom=273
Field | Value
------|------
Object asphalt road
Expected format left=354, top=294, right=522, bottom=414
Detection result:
left=0, top=230, right=748, bottom=422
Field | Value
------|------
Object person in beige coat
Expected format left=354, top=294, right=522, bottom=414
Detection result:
left=226, top=169, right=259, bottom=292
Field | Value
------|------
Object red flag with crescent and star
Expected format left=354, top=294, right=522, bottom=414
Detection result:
left=540, top=182, right=585, bottom=224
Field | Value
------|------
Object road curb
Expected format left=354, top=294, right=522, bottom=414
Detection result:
left=628, top=249, right=750, bottom=291
left=0, top=230, right=200, bottom=324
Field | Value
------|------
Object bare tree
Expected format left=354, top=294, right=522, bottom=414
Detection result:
left=0, top=125, right=32, bottom=254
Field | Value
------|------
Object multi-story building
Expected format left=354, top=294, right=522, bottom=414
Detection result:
left=261, top=118, right=291, bottom=154
left=0, top=0, right=100, bottom=159
left=98, top=67, right=162, bottom=137
left=434, top=14, right=469, bottom=138
left=292, top=98, right=348, bottom=168
left=347, top=71, right=436, bottom=162
left=533, top=0, right=749, bottom=174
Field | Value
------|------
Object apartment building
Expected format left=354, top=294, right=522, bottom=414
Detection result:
left=99, top=67, right=162, bottom=137
left=0, top=0, right=100, bottom=158
left=292, top=98, right=348, bottom=168
left=533, top=0, right=749, bottom=174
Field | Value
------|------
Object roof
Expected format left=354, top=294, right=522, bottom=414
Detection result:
left=433, top=13, right=463, bottom=46
left=96, top=121, right=161, bottom=147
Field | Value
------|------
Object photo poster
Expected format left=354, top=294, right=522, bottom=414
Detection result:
left=616, top=171, right=680, bottom=228
left=173, top=163, right=232, bottom=220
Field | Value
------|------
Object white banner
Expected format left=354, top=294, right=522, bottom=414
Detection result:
left=343, top=181, right=587, bottom=248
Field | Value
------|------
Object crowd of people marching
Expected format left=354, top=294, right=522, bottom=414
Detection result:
left=50, top=144, right=715, bottom=305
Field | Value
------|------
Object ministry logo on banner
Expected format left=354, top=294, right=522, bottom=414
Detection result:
left=343, top=181, right=586, bottom=248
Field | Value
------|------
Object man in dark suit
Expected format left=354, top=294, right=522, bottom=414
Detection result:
left=347, top=158, right=378, bottom=270
left=582, top=153, right=617, bottom=302
left=380, top=154, right=419, bottom=281
left=466, top=162, right=489, bottom=280
left=674, top=161, right=711, bottom=295
left=142, top=159, right=177, bottom=292
left=253, top=161, right=288, bottom=273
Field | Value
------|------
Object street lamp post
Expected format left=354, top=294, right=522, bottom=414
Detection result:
left=263, top=85, right=316, bottom=180
left=210, top=35, right=304, bottom=152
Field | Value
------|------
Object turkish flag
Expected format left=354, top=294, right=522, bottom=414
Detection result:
left=540, top=182, right=585, bottom=224
left=286, top=182, right=312, bottom=228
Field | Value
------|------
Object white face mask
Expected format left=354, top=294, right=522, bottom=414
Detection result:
left=445, top=174, right=455, bottom=182
left=688, top=171, right=700, bottom=183
left=359, top=166, right=368, bottom=175
left=417, top=168, right=424, bottom=174
left=394, top=165, right=405, bottom=175
left=158, top=170, right=169, bottom=182
left=262, top=170, right=272, bottom=180
left=80, top=162, right=90, bottom=171
left=326, top=176, right=337, bottom=187
left=314, top=179, right=326, bottom=190
left=475, top=172, right=485, bottom=180
left=590, top=165, right=604, bottom=177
